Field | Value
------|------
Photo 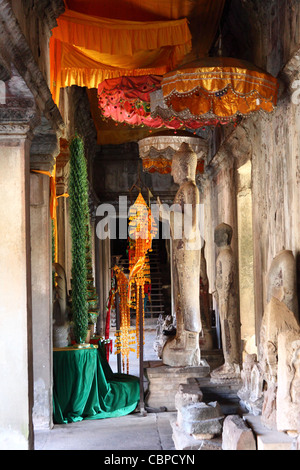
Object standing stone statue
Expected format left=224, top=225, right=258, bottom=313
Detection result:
left=211, top=223, right=241, bottom=382
left=200, top=240, right=214, bottom=350
left=158, top=142, right=201, bottom=367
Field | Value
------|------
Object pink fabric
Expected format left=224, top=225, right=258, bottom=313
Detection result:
left=97, top=75, right=231, bottom=129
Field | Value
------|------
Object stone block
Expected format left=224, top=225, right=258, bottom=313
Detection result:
left=145, top=361, right=210, bottom=411
left=171, top=420, right=222, bottom=451
left=174, top=382, right=203, bottom=410
left=244, top=415, right=295, bottom=451
left=177, top=401, right=224, bottom=438
left=222, top=415, right=256, bottom=450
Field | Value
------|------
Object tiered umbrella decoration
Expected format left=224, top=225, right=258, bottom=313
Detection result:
left=128, top=192, right=158, bottom=357
left=150, top=57, right=279, bottom=126
left=113, top=265, right=136, bottom=374
left=97, top=75, right=207, bottom=130
left=138, top=130, right=207, bottom=175
left=97, top=74, right=238, bottom=131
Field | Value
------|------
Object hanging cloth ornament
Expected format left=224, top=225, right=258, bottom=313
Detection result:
left=138, top=130, right=207, bottom=174
left=113, top=266, right=136, bottom=374
left=128, top=192, right=158, bottom=356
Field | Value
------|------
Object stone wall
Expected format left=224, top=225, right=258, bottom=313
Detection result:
left=11, top=0, right=64, bottom=87
left=202, top=0, right=300, bottom=351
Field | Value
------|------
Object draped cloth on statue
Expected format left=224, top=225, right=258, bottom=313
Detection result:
left=50, top=8, right=192, bottom=104
left=53, top=345, right=139, bottom=424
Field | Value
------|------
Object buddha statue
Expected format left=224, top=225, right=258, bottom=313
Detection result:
left=158, top=142, right=202, bottom=367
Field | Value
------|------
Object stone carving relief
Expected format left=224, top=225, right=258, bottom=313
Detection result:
left=259, top=296, right=300, bottom=430
left=277, top=331, right=300, bottom=434
left=52, top=263, right=70, bottom=348
left=237, top=354, right=264, bottom=415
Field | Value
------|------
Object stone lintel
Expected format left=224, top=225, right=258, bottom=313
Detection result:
left=0, top=0, right=65, bottom=135
left=30, top=116, right=60, bottom=172
left=0, top=69, right=40, bottom=141
left=0, top=49, right=11, bottom=82
left=35, top=0, right=65, bottom=32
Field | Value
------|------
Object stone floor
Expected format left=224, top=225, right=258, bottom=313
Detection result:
left=34, top=323, right=297, bottom=451
left=35, top=323, right=179, bottom=451
left=35, top=410, right=177, bottom=451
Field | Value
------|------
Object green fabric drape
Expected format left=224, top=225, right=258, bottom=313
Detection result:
left=53, top=345, right=139, bottom=424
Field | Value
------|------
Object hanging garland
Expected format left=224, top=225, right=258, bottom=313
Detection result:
left=69, top=134, right=89, bottom=345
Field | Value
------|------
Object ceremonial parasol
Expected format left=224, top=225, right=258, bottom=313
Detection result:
left=97, top=75, right=165, bottom=128
left=97, top=75, right=223, bottom=131
left=138, top=130, right=207, bottom=174
left=151, top=57, right=279, bottom=126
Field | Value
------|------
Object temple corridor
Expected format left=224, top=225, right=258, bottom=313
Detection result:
left=0, top=0, right=300, bottom=452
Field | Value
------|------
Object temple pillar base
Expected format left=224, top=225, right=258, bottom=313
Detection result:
left=144, top=360, right=210, bottom=411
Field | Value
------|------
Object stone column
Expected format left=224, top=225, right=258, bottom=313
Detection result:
left=30, top=117, right=60, bottom=430
left=0, top=74, right=39, bottom=449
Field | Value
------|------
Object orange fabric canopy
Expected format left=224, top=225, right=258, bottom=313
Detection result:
left=159, top=57, right=279, bottom=120
left=65, top=0, right=195, bottom=21
left=50, top=8, right=192, bottom=105
left=64, top=0, right=225, bottom=58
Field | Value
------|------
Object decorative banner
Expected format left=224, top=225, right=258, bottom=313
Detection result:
left=152, top=57, right=279, bottom=125
left=138, top=131, right=207, bottom=174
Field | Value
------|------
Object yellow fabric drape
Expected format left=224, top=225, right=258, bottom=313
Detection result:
left=65, top=0, right=196, bottom=21
left=32, top=166, right=68, bottom=263
left=64, top=0, right=225, bottom=59
left=52, top=9, right=192, bottom=57
left=50, top=8, right=192, bottom=105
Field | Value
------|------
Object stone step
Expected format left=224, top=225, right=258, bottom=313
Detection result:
left=244, top=415, right=296, bottom=451
left=192, top=376, right=242, bottom=415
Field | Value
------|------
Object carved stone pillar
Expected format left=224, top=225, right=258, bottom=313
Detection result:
left=30, top=117, right=60, bottom=431
left=0, top=73, right=40, bottom=450
left=55, top=138, right=70, bottom=283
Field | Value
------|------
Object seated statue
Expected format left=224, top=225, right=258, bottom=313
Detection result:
left=267, top=249, right=298, bottom=319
